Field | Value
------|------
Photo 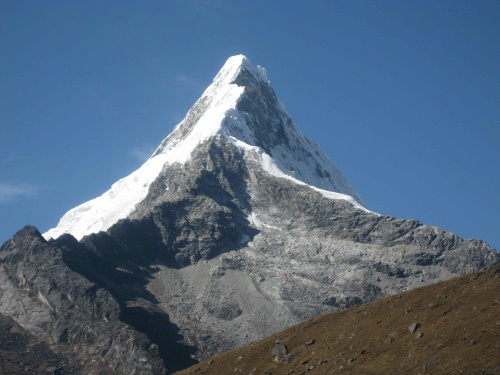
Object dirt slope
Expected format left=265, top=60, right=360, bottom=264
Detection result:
left=177, top=262, right=500, bottom=375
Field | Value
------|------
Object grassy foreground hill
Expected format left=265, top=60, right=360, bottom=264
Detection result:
left=177, top=262, right=500, bottom=375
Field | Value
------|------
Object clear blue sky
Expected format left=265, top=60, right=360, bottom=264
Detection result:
left=1, top=1, right=499, bottom=251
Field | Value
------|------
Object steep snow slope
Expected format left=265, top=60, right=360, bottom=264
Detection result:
left=44, top=55, right=364, bottom=240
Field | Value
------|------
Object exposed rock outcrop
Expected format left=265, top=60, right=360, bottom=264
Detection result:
left=0, top=226, right=170, bottom=374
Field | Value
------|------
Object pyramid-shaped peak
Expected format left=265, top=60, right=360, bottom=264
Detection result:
left=44, top=55, right=365, bottom=241
left=151, top=55, right=363, bottom=204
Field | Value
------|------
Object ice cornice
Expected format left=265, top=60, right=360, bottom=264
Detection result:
left=216, top=55, right=268, bottom=85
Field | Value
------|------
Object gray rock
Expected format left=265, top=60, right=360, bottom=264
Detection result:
left=466, top=340, right=477, bottom=347
left=272, top=344, right=288, bottom=362
left=283, top=353, right=297, bottom=364
left=387, top=332, right=399, bottom=343
left=409, top=322, right=421, bottom=333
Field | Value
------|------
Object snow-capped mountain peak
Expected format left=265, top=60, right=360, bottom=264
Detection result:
left=150, top=54, right=267, bottom=160
left=214, top=54, right=268, bottom=84
left=152, top=55, right=363, bottom=199
left=44, top=55, right=365, bottom=240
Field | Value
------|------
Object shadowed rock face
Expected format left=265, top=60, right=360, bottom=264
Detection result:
left=0, top=226, right=190, bottom=374
left=1, top=57, right=499, bottom=374
left=0, top=313, right=77, bottom=375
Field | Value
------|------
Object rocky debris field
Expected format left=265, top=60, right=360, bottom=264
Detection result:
left=176, top=262, right=500, bottom=375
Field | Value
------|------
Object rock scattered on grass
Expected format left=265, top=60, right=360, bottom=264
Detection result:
left=282, top=353, right=297, bottom=364
left=271, top=344, right=288, bottom=362
left=408, top=322, right=421, bottom=333
left=387, top=332, right=399, bottom=343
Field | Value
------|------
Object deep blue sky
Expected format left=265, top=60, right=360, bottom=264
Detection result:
left=1, top=1, right=499, bottom=251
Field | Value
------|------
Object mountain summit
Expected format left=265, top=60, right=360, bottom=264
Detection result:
left=44, top=55, right=364, bottom=241
left=1, top=56, right=498, bottom=374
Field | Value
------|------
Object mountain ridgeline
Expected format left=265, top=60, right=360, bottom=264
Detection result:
left=1, top=55, right=498, bottom=374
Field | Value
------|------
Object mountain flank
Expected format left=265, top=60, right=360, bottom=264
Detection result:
left=177, top=262, right=500, bottom=375
left=1, top=56, right=498, bottom=374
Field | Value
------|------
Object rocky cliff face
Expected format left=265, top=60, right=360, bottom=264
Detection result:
left=1, top=56, right=498, bottom=374
left=0, top=226, right=191, bottom=374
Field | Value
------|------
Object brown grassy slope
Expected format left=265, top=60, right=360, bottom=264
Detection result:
left=177, top=263, right=500, bottom=375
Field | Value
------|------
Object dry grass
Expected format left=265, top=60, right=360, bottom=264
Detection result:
left=177, top=263, right=500, bottom=375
